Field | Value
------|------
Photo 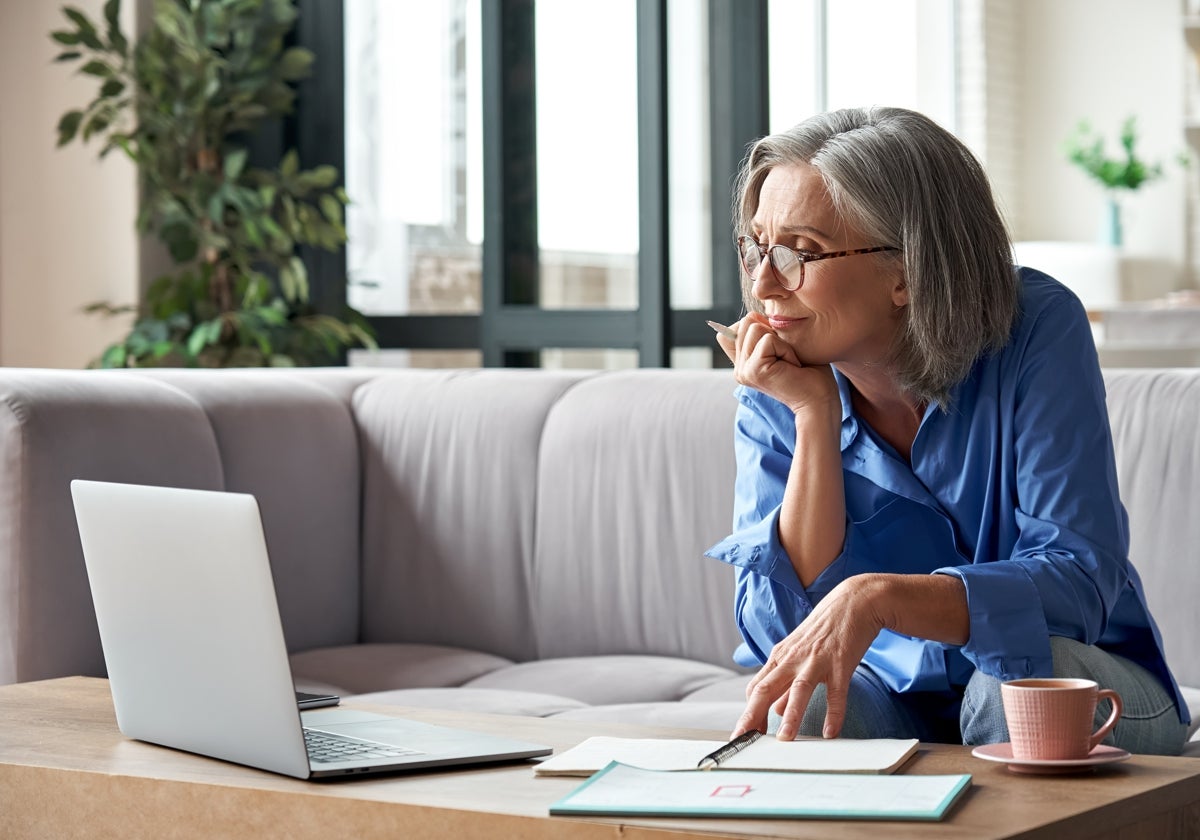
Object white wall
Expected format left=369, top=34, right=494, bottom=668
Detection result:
left=0, top=0, right=139, bottom=368
left=1013, top=0, right=1187, bottom=279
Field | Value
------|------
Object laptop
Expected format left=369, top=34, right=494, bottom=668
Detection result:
left=70, top=479, right=552, bottom=779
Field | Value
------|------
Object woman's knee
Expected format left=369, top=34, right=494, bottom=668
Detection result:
left=960, top=668, right=1006, bottom=746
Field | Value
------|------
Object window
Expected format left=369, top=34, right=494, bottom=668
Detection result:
left=301, top=0, right=958, bottom=369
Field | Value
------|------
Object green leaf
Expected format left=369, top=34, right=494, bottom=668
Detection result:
left=243, top=218, right=263, bottom=248
left=56, top=110, right=85, bottom=146
left=103, top=0, right=120, bottom=30
left=185, top=325, right=209, bottom=357
left=307, top=164, right=338, bottom=188
left=280, top=149, right=299, bottom=178
left=100, top=79, right=124, bottom=98
left=79, top=59, right=111, bottom=78
left=319, top=194, right=343, bottom=225
left=223, top=147, right=248, bottom=180
left=51, top=30, right=82, bottom=45
left=207, top=191, right=224, bottom=224
left=279, top=260, right=297, bottom=301
left=205, top=318, right=224, bottom=344
left=103, top=0, right=127, bottom=55
left=127, top=330, right=151, bottom=355
left=54, top=50, right=83, bottom=62
left=100, top=344, right=128, bottom=368
left=277, top=47, right=314, bottom=81
left=161, top=221, right=198, bottom=263
left=82, top=108, right=113, bottom=141
left=63, top=7, right=105, bottom=49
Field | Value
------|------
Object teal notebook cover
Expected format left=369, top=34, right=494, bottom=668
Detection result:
left=549, top=761, right=972, bottom=821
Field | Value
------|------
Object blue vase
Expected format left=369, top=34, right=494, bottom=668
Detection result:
left=1102, top=197, right=1123, bottom=247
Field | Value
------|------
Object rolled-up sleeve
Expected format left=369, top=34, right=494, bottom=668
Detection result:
left=934, top=292, right=1130, bottom=680
left=704, top=388, right=852, bottom=665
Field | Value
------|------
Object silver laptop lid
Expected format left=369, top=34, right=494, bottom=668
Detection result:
left=71, top=480, right=311, bottom=778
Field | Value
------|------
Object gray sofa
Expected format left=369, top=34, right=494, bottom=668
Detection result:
left=1, top=366, right=1199, bottom=743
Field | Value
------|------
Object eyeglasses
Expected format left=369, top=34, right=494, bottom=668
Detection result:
left=736, top=235, right=899, bottom=291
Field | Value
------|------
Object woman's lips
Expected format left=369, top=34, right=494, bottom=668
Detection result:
left=767, top=316, right=803, bottom=330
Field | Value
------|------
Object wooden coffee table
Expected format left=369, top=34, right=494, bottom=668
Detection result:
left=2, top=677, right=1199, bottom=839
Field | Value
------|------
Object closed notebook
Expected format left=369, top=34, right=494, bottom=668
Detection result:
left=534, top=734, right=919, bottom=777
left=549, top=761, right=972, bottom=821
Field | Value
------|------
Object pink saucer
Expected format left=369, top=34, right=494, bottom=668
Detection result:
left=971, top=742, right=1131, bottom=775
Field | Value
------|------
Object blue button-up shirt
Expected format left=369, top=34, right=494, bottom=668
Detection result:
left=705, top=269, right=1188, bottom=724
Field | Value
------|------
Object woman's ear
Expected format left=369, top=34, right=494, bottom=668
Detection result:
left=891, top=278, right=909, bottom=308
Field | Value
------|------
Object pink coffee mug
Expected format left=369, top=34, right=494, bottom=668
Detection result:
left=1000, top=678, right=1122, bottom=761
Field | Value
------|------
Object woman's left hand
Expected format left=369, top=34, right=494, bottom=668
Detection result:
left=731, top=574, right=888, bottom=740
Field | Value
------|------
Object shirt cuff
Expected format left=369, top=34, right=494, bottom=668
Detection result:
left=934, top=564, right=1053, bottom=681
left=705, top=508, right=854, bottom=606
left=704, top=506, right=806, bottom=598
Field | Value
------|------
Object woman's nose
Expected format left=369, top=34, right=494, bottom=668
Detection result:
left=751, top=257, right=787, bottom=299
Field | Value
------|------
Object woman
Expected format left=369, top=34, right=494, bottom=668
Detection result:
left=705, top=106, right=1188, bottom=754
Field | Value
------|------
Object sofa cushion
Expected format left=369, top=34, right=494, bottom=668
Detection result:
left=346, top=687, right=588, bottom=718
left=1104, top=369, right=1200, bottom=691
left=289, top=643, right=513, bottom=695
left=531, top=370, right=744, bottom=667
left=354, top=369, right=591, bottom=662
left=681, top=674, right=753, bottom=702
left=0, top=370, right=226, bottom=684
left=549, top=701, right=745, bottom=733
left=139, top=370, right=366, bottom=655
left=462, top=655, right=740, bottom=705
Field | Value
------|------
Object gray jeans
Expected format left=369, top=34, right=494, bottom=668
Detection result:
left=771, top=637, right=1188, bottom=755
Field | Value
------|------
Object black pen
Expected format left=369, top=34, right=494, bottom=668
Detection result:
left=696, top=729, right=764, bottom=770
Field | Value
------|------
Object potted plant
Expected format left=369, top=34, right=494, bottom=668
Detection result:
left=52, top=0, right=375, bottom=367
left=1063, top=116, right=1169, bottom=248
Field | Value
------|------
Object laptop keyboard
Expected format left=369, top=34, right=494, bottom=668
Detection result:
left=303, top=728, right=424, bottom=763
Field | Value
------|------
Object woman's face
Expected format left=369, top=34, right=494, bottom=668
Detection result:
left=748, top=162, right=907, bottom=368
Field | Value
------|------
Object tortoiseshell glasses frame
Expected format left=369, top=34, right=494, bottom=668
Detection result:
left=736, top=235, right=899, bottom=291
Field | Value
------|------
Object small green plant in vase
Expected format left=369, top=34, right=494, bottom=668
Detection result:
left=52, top=0, right=375, bottom=367
left=1063, top=116, right=1171, bottom=248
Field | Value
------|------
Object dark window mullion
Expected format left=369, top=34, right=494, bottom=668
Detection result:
left=636, top=0, right=670, bottom=367
left=708, top=0, right=769, bottom=316
left=293, top=0, right=347, bottom=319
left=481, top=0, right=538, bottom=366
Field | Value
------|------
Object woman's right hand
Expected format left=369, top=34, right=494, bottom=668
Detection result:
left=715, top=313, right=838, bottom=417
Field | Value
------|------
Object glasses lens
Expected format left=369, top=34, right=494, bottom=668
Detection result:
left=737, top=238, right=761, bottom=275
left=768, top=246, right=802, bottom=289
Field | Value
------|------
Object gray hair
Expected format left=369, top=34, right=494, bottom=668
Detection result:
left=732, top=106, right=1018, bottom=408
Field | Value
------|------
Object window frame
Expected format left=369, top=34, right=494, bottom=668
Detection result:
left=295, top=0, right=768, bottom=367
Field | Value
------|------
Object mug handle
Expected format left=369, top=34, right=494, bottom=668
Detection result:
left=1089, top=688, right=1123, bottom=751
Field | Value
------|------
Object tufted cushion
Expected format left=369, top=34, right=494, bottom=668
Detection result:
left=289, top=643, right=513, bottom=695
left=346, top=687, right=588, bottom=718
left=549, top=701, right=744, bottom=733
left=463, top=655, right=740, bottom=705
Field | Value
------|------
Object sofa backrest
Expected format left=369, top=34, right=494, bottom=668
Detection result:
left=0, top=368, right=372, bottom=684
left=353, top=368, right=591, bottom=661
left=352, top=368, right=746, bottom=667
left=1103, top=368, right=1200, bottom=688
left=530, top=370, right=743, bottom=666
left=1, top=365, right=1196, bottom=692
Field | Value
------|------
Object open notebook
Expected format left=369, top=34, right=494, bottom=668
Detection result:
left=534, top=734, right=919, bottom=777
